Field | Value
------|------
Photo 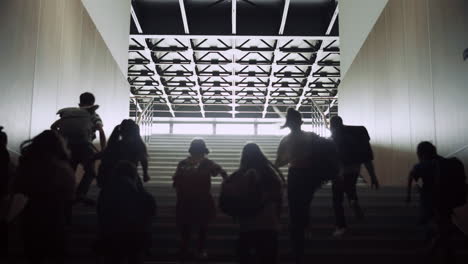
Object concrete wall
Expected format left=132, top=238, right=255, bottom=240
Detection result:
left=339, top=0, right=389, bottom=77
left=339, top=0, right=468, bottom=185
left=81, top=0, right=131, bottom=76
left=0, top=0, right=129, bottom=153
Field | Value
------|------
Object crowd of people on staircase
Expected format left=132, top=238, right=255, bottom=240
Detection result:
left=0, top=92, right=466, bottom=264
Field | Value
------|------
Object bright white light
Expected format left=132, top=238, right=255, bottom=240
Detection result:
left=173, top=124, right=213, bottom=135
left=258, top=124, right=289, bottom=135
left=152, top=123, right=170, bottom=134
left=217, top=124, right=254, bottom=135
left=322, top=128, right=332, bottom=138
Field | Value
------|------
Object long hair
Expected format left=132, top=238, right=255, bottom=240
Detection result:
left=119, top=119, right=147, bottom=156
left=103, top=120, right=147, bottom=159
left=99, top=120, right=147, bottom=185
left=20, top=130, right=69, bottom=163
left=17, top=130, right=70, bottom=190
left=239, top=143, right=284, bottom=183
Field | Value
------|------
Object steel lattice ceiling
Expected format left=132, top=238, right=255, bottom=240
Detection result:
left=128, top=0, right=340, bottom=120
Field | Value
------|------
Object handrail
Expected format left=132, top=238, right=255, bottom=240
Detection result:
left=310, top=98, right=329, bottom=137
left=446, top=144, right=468, bottom=158
left=134, top=98, right=154, bottom=143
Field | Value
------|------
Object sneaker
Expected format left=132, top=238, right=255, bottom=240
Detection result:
left=350, top=200, right=364, bottom=220
left=332, top=227, right=346, bottom=237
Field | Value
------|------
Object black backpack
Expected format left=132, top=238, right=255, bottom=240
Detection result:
left=437, top=157, right=467, bottom=209
left=219, top=169, right=265, bottom=218
left=338, top=126, right=374, bottom=164
left=308, top=135, right=340, bottom=183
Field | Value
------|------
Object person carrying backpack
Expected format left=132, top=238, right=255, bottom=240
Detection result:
left=14, top=130, right=75, bottom=264
left=97, top=119, right=150, bottom=189
left=172, top=138, right=227, bottom=260
left=274, top=108, right=333, bottom=264
left=329, top=116, right=380, bottom=237
left=406, top=141, right=467, bottom=263
left=51, top=92, right=106, bottom=205
left=219, top=143, right=284, bottom=264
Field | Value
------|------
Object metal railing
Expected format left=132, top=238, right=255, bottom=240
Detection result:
left=310, top=98, right=330, bottom=137
left=135, top=98, right=154, bottom=143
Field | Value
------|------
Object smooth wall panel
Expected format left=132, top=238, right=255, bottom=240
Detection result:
left=370, top=12, right=393, bottom=184
left=403, top=0, right=435, bottom=147
left=1, top=0, right=129, bottom=152
left=339, top=0, right=389, bottom=77
left=81, top=0, right=131, bottom=76
left=30, top=0, right=64, bottom=136
left=79, top=8, right=97, bottom=98
left=339, top=0, right=468, bottom=185
left=429, top=0, right=468, bottom=157
left=57, top=0, right=84, bottom=110
left=385, top=0, right=414, bottom=182
left=0, top=0, right=40, bottom=152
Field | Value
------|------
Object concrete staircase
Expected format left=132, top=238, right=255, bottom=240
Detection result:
left=146, top=134, right=285, bottom=185
left=7, top=134, right=468, bottom=263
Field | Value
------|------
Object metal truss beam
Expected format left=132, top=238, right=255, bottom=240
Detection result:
left=232, top=0, right=237, bottom=34
left=279, top=0, right=291, bottom=35
left=130, top=35, right=339, bottom=41
left=295, top=1, right=339, bottom=113
left=130, top=5, right=143, bottom=34
left=178, top=0, right=190, bottom=34
left=130, top=3, right=175, bottom=117
left=326, top=3, right=339, bottom=35
left=127, top=5, right=341, bottom=119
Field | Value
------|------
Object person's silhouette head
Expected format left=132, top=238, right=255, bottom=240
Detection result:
left=416, top=141, right=437, bottom=161
left=282, top=108, right=303, bottom=132
left=79, top=92, right=99, bottom=112
left=120, top=119, right=140, bottom=140
left=330, top=116, right=344, bottom=134
left=240, top=143, right=268, bottom=169
left=189, top=138, right=209, bottom=157
left=0, top=126, right=7, bottom=148
left=20, top=130, right=69, bottom=161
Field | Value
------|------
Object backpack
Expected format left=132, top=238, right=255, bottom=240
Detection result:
left=437, top=157, right=467, bottom=209
left=55, top=107, right=94, bottom=144
left=219, top=169, right=265, bottom=218
left=338, top=126, right=374, bottom=164
left=308, top=135, right=340, bottom=183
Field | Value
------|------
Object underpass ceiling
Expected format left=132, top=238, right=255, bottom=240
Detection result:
left=128, top=0, right=340, bottom=120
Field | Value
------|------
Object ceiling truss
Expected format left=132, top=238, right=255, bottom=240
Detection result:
left=129, top=1, right=340, bottom=120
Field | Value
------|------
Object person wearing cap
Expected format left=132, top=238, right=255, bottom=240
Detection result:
left=275, top=108, right=322, bottom=264
left=329, top=116, right=379, bottom=237
left=51, top=92, right=106, bottom=206
left=172, top=138, right=227, bottom=260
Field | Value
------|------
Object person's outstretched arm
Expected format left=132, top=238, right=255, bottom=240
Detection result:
left=364, top=161, right=379, bottom=189
left=210, top=161, right=227, bottom=180
left=96, top=125, right=106, bottom=150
